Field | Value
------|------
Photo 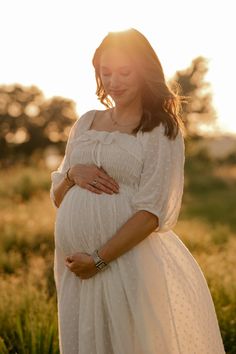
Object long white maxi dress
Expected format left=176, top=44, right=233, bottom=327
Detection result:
left=50, top=109, right=226, bottom=354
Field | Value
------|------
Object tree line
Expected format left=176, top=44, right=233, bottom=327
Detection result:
left=0, top=56, right=216, bottom=165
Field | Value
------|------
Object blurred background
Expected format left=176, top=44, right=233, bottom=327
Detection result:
left=0, top=0, right=235, bottom=353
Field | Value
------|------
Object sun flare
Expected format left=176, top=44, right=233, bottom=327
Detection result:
left=0, top=0, right=235, bottom=134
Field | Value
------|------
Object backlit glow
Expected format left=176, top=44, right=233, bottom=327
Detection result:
left=0, top=0, right=235, bottom=135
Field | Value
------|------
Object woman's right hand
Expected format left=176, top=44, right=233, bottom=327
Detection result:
left=68, top=164, right=120, bottom=195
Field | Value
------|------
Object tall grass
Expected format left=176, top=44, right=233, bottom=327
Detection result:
left=0, top=271, right=59, bottom=354
left=0, top=163, right=58, bottom=353
left=0, top=155, right=235, bottom=353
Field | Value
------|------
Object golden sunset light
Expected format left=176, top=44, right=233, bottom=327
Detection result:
left=1, top=2, right=235, bottom=352
left=1, top=0, right=235, bottom=135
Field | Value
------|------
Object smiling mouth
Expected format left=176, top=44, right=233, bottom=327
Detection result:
left=110, top=90, right=126, bottom=96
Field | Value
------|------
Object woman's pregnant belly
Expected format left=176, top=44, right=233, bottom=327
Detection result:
left=55, top=184, right=135, bottom=256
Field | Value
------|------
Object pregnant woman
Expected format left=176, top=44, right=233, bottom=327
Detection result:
left=50, top=28, right=225, bottom=354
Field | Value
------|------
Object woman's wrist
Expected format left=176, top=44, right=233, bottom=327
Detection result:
left=64, top=168, right=75, bottom=187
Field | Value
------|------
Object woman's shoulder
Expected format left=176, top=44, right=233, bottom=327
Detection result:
left=78, top=109, right=96, bottom=123
left=73, top=109, right=95, bottom=130
left=140, top=123, right=164, bottom=143
left=67, top=109, right=95, bottom=141
left=141, top=122, right=184, bottom=153
left=147, top=122, right=183, bottom=140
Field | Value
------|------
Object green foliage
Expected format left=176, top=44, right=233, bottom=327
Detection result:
left=0, top=155, right=235, bottom=353
left=0, top=164, right=51, bottom=201
left=183, top=152, right=236, bottom=232
left=0, top=276, right=59, bottom=354
left=0, top=338, right=8, bottom=354
left=169, top=56, right=217, bottom=136
left=209, top=282, right=236, bottom=354
left=0, top=83, right=78, bottom=164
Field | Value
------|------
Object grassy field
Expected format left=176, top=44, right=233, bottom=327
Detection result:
left=0, top=150, right=235, bottom=353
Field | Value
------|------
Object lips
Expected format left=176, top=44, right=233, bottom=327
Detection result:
left=110, top=90, right=126, bottom=96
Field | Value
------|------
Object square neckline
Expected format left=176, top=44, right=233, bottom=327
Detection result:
left=87, top=110, right=139, bottom=138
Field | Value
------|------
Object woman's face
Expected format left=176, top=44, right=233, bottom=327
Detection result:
left=99, top=47, right=142, bottom=107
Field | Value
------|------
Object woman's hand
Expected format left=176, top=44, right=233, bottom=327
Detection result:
left=65, top=252, right=99, bottom=279
left=69, top=164, right=119, bottom=195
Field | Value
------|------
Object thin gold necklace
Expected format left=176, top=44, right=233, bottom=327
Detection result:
left=110, top=108, right=141, bottom=127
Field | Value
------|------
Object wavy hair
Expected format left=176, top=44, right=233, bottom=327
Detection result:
left=92, top=28, right=188, bottom=139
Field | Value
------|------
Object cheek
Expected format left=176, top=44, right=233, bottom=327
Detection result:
left=100, top=78, right=111, bottom=93
left=126, top=79, right=141, bottom=95
left=126, top=74, right=140, bottom=87
left=101, top=76, right=109, bottom=86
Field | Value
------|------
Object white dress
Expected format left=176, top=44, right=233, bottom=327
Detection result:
left=50, top=109, right=226, bottom=354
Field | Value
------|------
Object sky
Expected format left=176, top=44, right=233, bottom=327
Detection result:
left=1, top=0, right=235, bottom=135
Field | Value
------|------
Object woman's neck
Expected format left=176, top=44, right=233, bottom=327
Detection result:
left=112, top=104, right=143, bottom=125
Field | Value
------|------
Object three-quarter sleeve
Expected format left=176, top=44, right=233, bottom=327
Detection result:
left=131, top=124, right=185, bottom=233
left=49, top=115, right=86, bottom=208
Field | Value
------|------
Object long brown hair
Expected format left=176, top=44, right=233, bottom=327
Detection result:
left=92, top=28, right=188, bottom=140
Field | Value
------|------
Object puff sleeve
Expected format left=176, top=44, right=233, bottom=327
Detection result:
left=131, top=124, right=185, bottom=233
left=49, top=113, right=89, bottom=208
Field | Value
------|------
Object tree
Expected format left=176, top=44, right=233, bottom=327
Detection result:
left=169, top=56, right=217, bottom=137
left=0, top=84, right=78, bottom=165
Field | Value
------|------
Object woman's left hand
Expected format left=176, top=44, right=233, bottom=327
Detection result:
left=65, top=252, right=98, bottom=279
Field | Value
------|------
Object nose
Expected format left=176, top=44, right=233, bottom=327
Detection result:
left=109, top=72, right=121, bottom=89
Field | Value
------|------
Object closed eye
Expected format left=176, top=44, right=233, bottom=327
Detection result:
left=102, top=72, right=130, bottom=77
left=101, top=67, right=131, bottom=77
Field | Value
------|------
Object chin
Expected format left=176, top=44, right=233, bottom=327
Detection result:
left=113, top=98, right=131, bottom=107
left=113, top=93, right=134, bottom=105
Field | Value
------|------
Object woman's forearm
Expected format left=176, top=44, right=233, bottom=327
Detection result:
left=53, top=177, right=74, bottom=208
left=98, top=211, right=159, bottom=263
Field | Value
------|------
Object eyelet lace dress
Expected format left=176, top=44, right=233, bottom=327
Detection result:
left=50, top=109, right=225, bottom=354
